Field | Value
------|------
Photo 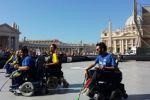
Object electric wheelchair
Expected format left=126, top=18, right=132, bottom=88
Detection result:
left=87, top=69, right=128, bottom=100
left=10, top=56, right=47, bottom=96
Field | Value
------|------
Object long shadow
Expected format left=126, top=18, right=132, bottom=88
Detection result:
left=47, top=83, right=82, bottom=95
left=127, top=94, right=150, bottom=100
left=69, top=83, right=82, bottom=88
left=88, top=94, right=150, bottom=100
left=35, top=83, right=82, bottom=96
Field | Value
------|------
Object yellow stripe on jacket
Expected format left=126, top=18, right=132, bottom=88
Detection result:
left=52, top=53, right=59, bottom=63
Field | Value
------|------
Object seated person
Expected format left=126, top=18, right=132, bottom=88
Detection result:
left=44, top=44, right=69, bottom=88
left=83, top=42, right=120, bottom=95
left=10, top=46, right=35, bottom=90
left=4, top=50, right=21, bottom=77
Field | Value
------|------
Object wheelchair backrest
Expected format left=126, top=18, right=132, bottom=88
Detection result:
left=35, top=55, right=45, bottom=80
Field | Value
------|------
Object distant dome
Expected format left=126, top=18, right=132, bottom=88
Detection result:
left=125, top=15, right=142, bottom=27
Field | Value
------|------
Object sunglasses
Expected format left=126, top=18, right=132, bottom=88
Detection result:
left=96, top=48, right=100, bottom=51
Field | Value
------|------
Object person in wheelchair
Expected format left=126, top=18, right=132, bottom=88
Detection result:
left=44, top=44, right=69, bottom=88
left=83, top=42, right=127, bottom=98
left=4, top=50, right=21, bottom=77
left=10, top=46, right=36, bottom=91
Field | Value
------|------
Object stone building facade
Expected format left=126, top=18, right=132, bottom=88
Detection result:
left=101, top=1, right=150, bottom=54
left=20, top=39, right=96, bottom=56
left=0, top=23, right=95, bottom=55
left=0, top=23, right=20, bottom=50
left=101, top=15, right=142, bottom=54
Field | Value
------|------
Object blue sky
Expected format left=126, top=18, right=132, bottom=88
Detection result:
left=0, top=0, right=150, bottom=44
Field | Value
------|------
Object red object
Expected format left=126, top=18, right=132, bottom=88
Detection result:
left=84, top=78, right=92, bottom=88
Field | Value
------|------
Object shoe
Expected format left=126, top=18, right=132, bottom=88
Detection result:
left=9, top=88, right=15, bottom=93
left=9, top=84, right=19, bottom=89
left=9, top=85, right=19, bottom=93
left=5, top=74, right=11, bottom=77
left=13, top=89, right=21, bottom=96
left=15, top=89, right=21, bottom=94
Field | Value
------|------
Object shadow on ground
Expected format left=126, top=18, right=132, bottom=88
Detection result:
left=87, top=94, right=150, bottom=100
left=35, top=83, right=82, bottom=96
left=0, top=71, right=5, bottom=73
left=127, top=94, right=150, bottom=100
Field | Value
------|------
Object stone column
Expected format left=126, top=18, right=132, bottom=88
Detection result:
left=125, top=39, right=128, bottom=52
left=122, top=40, right=124, bottom=54
left=119, top=40, right=122, bottom=54
left=113, top=40, right=116, bottom=53
left=8, top=36, right=11, bottom=49
left=15, top=36, right=19, bottom=50
left=131, top=39, right=134, bottom=47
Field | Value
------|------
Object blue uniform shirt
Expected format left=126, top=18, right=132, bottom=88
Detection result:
left=21, top=55, right=35, bottom=78
left=95, top=53, right=117, bottom=68
left=22, top=55, right=35, bottom=68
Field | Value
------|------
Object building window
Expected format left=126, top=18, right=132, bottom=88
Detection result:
left=128, top=47, right=131, bottom=51
left=117, top=48, right=120, bottom=53
left=133, top=39, right=135, bottom=46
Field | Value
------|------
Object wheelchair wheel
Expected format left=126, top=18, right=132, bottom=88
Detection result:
left=19, top=82, right=34, bottom=97
left=110, top=89, right=123, bottom=100
left=47, top=77, right=58, bottom=89
left=96, top=93, right=105, bottom=100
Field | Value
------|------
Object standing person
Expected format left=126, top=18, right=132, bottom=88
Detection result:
left=44, top=44, right=69, bottom=88
left=83, top=42, right=118, bottom=95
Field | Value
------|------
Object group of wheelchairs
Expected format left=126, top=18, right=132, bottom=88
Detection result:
left=4, top=55, right=128, bottom=99
left=83, top=69, right=128, bottom=100
left=8, top=55, right=69, bottom=97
